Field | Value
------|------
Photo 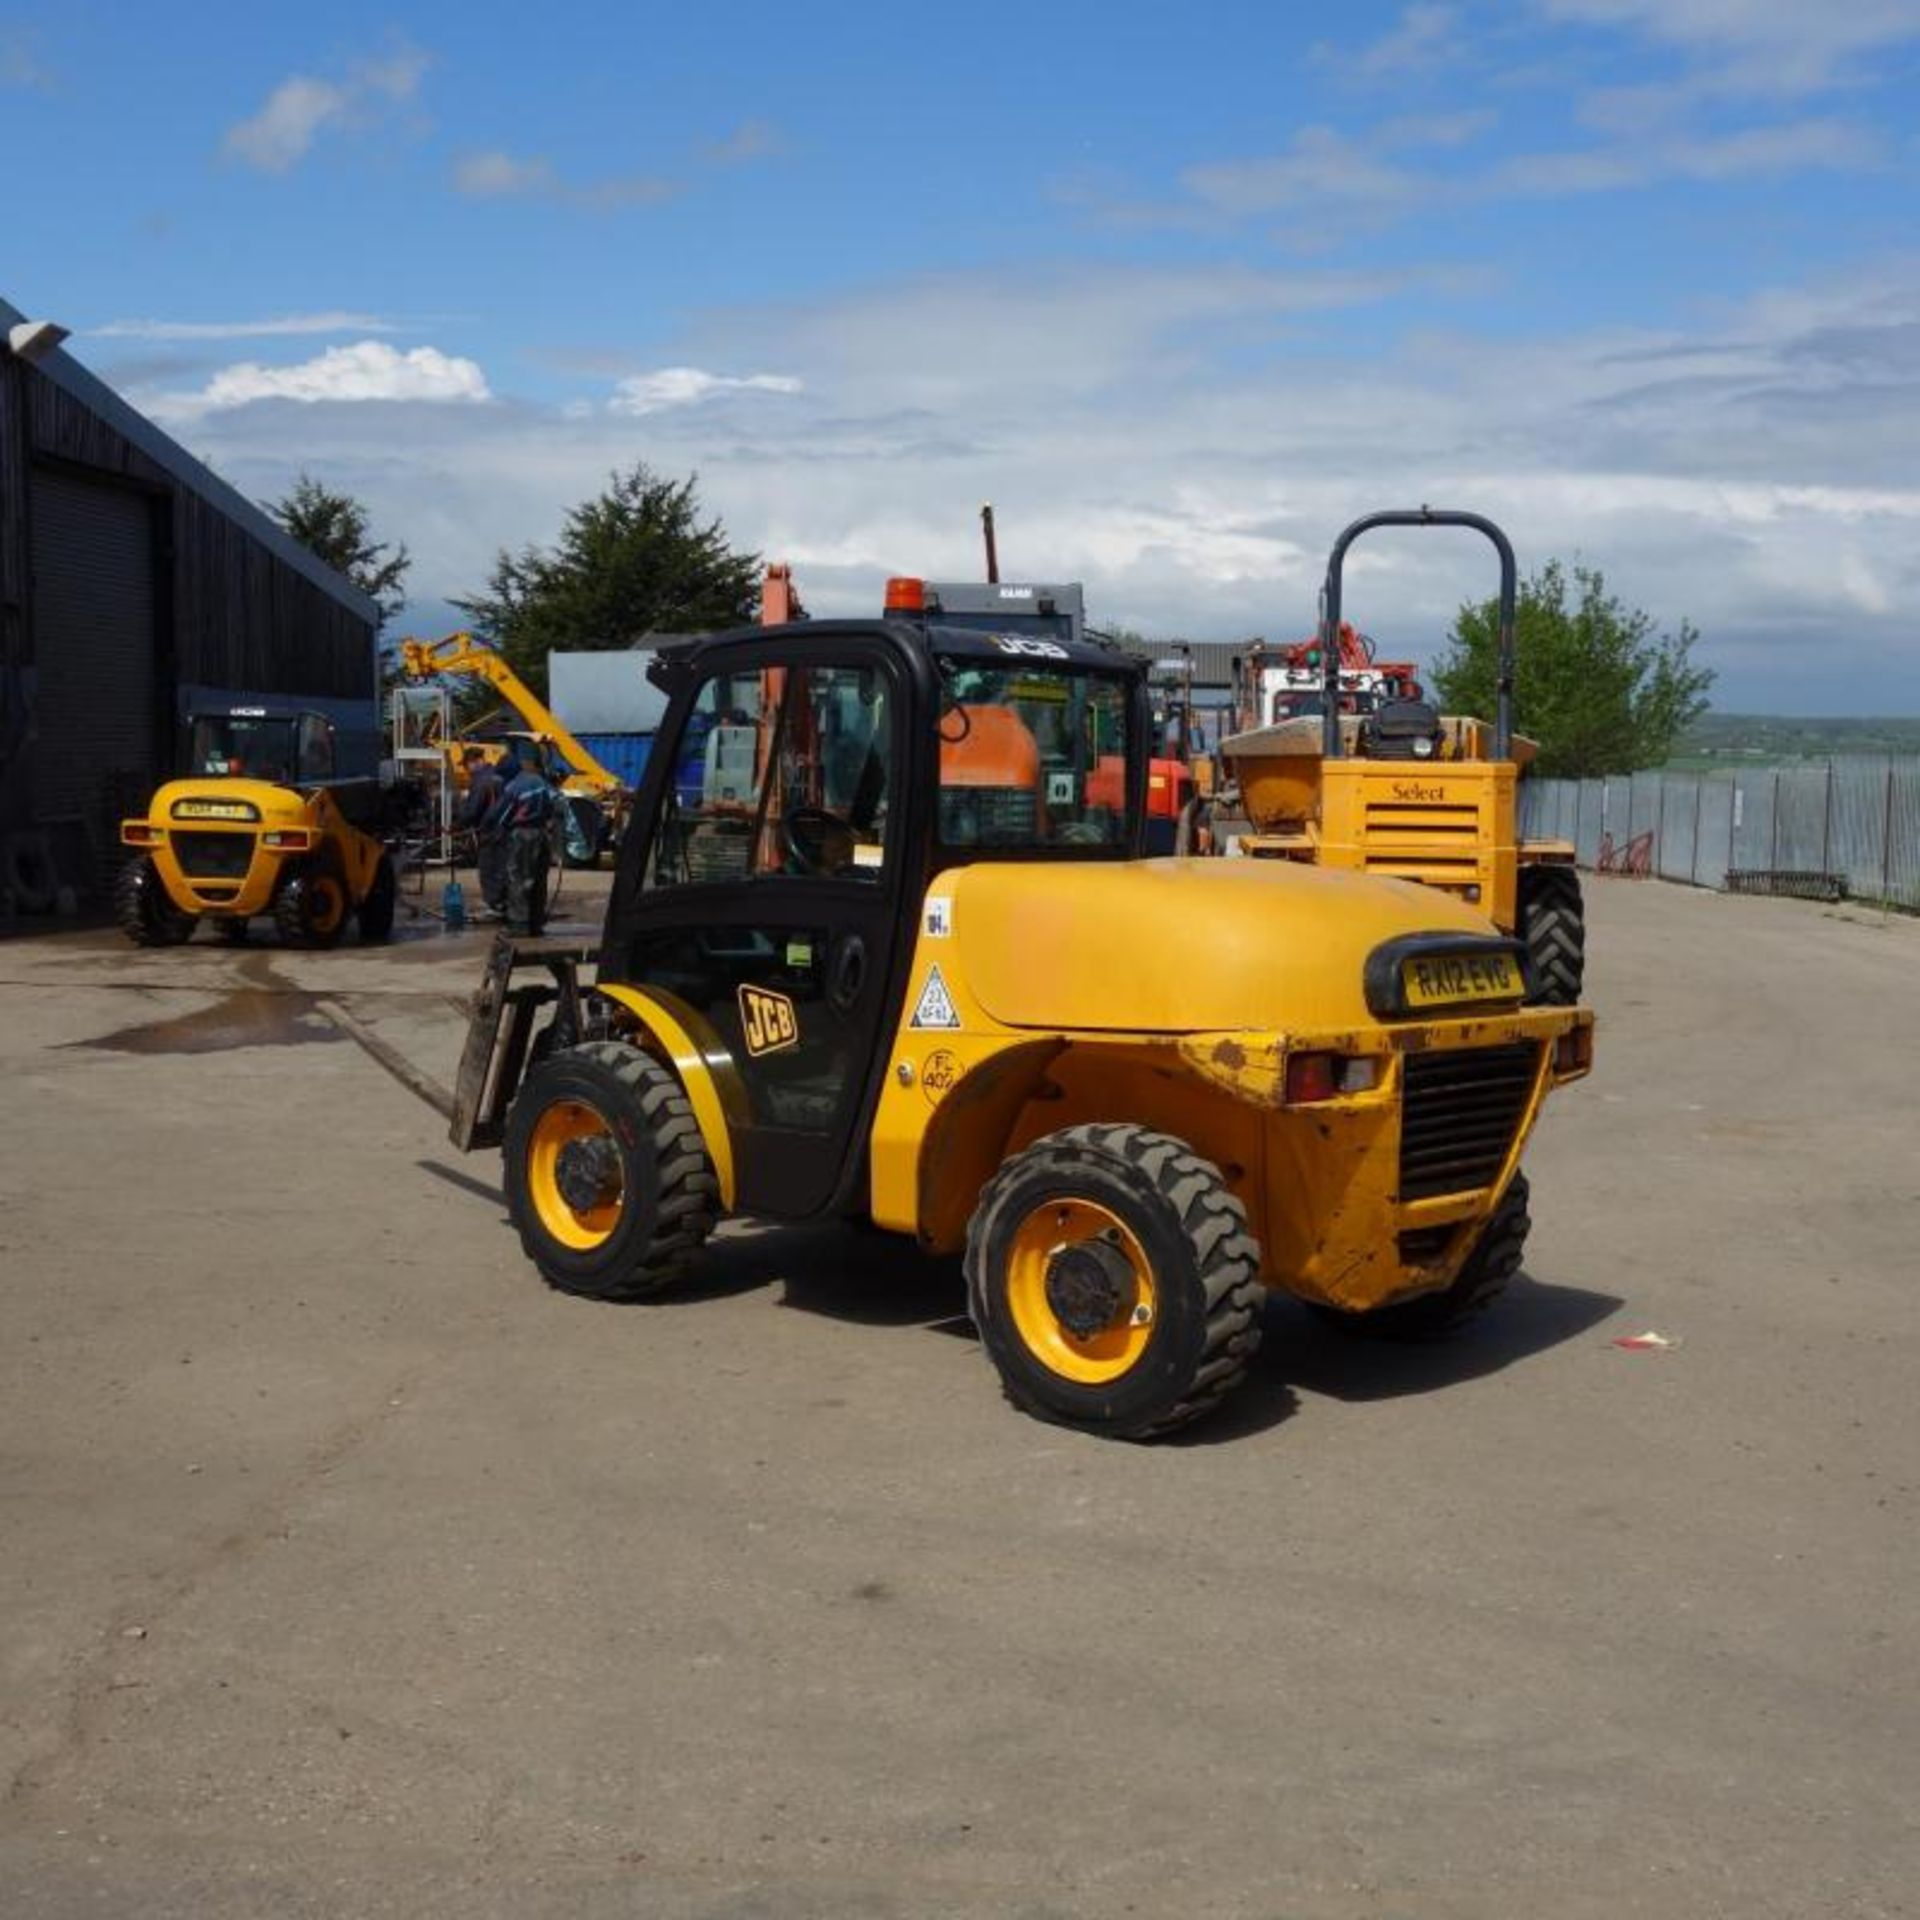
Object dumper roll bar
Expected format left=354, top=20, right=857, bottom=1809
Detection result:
left=1319, top=507, right=1516, bottom=763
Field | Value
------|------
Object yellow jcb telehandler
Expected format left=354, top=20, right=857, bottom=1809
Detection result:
left=118, top=705, right=404, bottom=948
left=448, top=610, right=1592, bottom=1439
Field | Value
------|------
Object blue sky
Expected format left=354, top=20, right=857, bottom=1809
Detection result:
left=5, top=0, right=1919, bottom=710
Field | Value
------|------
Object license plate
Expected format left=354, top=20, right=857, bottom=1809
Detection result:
left=175, top=800, right=254, bottom=820
left=1402, top=950, right=1523, bottom=1008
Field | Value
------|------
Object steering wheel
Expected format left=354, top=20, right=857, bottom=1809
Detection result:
left=782, top=805, right=857, bottom=875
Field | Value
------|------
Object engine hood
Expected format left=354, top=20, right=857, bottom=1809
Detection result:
left=943, top=857, right=1503, bottom=1034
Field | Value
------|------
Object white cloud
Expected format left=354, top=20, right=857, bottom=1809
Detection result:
left=132, top=257, right=1920, bottom=706
left=91, top=312, right=402, bottom=341
left=451, top=149, right=677, bottom=210
left=1183, top=114, right=1493, bottom=219
left=705, top=118, right=782, bottom=164
left=223, top=41, right=429, bottom=173
left=225, top=76, right=344, bottom=172
left=1542, top=0, right=1920, bottom=90
left=148, top=342, right=490, bottom=418
left=1496, top=117, right=1883, bottom=194
left=1318, top=3, right=1464, bottom=77
left=608, top=368, right=804, bottom=415
left=2, top=28, right=53, bottom=90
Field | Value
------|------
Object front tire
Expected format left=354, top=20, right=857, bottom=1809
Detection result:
left=1518, top=866, right=1585, bottom=1005
left=115, top=856, right=198, bottom=946
left=1316, top=1172, right=1530, bottom=1343
left=503, top=1041, right=720, bottom=1300
left=966, top=1125, right=1265, bottom=1440
left=273, top=858, right=350, bottom=949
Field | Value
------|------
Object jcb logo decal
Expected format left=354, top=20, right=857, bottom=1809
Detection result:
left=738, top=984, right=799, bottom=1057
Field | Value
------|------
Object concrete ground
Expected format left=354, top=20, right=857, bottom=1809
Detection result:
left=1, top=873, right=1915, bottom=1918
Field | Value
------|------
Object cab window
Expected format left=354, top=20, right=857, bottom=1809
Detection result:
left=644, top=661, right=892, bottom=890
left=296, top=715, right=335, bottom=781
left=936, top=659, right=1132, bottom=849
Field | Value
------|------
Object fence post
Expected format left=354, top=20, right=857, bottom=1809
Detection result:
left=1769, top=771, right=1780, bottom=868
left=1728, top=775, right=1738, bottom=883
left=1883, top=758, right=1896, bottom=907
left=1692, top=776, right=1704, bottom=886
left=1821, top=759, right=1834, bottom=875
left=1655, top=776, right=1667, bottom=877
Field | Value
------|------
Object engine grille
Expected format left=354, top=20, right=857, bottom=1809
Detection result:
left=172, top=831, right=256, bottom=879
left=1399, top=1043, right=1540, bottom=1200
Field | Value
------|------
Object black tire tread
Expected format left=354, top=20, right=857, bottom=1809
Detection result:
left=114, top=856, right=196, bottom=947
left=273, top=860, right=347, bottom=950
left=1318, top=1171, right=1531, bottom=1343
left=1519, top=866, right=1585, bottom=1005
left=521, top=1040, right=720, bottom=1301
left=966, top=1123, right=1264, bottom=1439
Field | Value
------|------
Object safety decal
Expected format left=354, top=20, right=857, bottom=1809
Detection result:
left=923, top=895, right=953, bottom=939
left=909, top=964, right=962, bottom=1030
left=921, top=1048, right=963, bottom=1105
left=738, top=983, right=800, bottom=1057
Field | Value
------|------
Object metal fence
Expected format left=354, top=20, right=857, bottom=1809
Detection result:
left=1520, top=758, right=1920, bottom=910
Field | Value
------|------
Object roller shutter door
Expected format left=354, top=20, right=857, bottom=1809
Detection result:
left=30, top=467, right=159, bottom=850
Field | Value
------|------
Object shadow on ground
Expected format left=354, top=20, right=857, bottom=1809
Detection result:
left=1262, top=1269, right=1624, bottom=1404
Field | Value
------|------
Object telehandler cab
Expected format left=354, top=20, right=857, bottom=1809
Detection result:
left=451, top=613, right=1592, bottom=1439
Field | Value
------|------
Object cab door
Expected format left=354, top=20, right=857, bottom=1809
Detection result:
left=604, top=640, right=912, bottom=1218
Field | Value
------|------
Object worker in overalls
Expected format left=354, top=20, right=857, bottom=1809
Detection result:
left=484, top=754, right=557, bottom=937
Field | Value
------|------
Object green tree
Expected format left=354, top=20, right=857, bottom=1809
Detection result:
left=265, top=473, right=411, bottom=629
left=1431, top=560, right=1714, bottom=777
left=455, top=464, right=761, bottom=697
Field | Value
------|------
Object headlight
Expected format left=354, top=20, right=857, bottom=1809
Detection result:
left=1411, top=736, right=1435, bottom=758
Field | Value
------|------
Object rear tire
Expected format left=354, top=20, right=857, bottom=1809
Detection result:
left=115, top=856, right=198, bottom=947
left=1518, top=866, right=1585, bottom=1005
left=504, top=1041, right=720, bottom=1301
left=273, top=858, right=350, bottom=949
left=357, top=852, right=397, bottom=942
left=1315, top=1172, right=1530, bottom=1343
left=966, top=1124, right=1265, bottom=1440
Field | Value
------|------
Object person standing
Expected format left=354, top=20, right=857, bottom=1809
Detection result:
left=484, top=753, right=557, bottom=937
left=459, top=747, right=509, bottom=918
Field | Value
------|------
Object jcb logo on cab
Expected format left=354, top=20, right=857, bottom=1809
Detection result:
left=738, top=985, right=800, bottom=1057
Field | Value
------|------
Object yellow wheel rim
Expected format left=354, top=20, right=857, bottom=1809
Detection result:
left=311, top=876, right=346, bottom=935
left=1003, top=1197, right=1157, bottom=1385
left=526, top=1099, right=625, bottom=1250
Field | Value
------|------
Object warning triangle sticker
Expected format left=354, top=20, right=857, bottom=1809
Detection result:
left=910, top=964, right=962, bottom=1030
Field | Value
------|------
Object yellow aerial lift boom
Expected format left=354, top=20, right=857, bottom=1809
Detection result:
left=397, top=631, right=629, bottom=862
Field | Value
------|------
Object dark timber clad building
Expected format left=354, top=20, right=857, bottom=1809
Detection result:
left=0, top=292, right=378, bottom=905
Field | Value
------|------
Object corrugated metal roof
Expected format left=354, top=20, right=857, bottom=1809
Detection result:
left=1, top=291, right=380, bottom=625
left=1113, top=637, right=1259, bottom=687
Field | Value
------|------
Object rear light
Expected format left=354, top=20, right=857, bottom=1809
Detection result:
left=1284, top=1052, right=1381, bottom=1104
left=884, top=576, right=926, bottom=613
left=122, top=822, right=160, bottom=845
left=1554, top=1025, right=1593, bottom=1075
left=262, top=829, right=315, bottom=851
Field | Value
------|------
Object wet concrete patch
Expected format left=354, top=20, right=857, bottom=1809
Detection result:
left=76, top=989, right=344, bottom=1056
